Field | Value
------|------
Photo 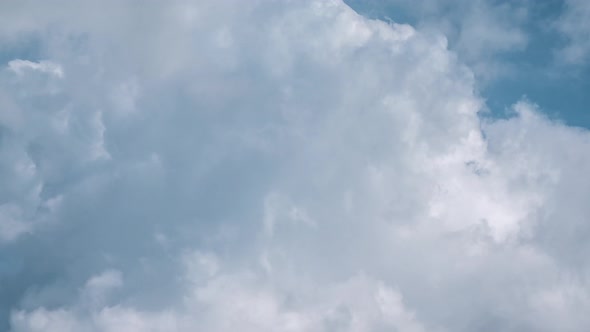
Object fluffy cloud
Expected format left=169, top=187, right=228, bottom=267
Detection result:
left=346, top=0, right=530, bottom=81
left=11, top=257, right=429, bottom=332
left=2, top=0, right=590, bottom=331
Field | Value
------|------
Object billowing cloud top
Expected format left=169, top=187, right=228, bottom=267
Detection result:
left=1, top=1, right=590, bottom=331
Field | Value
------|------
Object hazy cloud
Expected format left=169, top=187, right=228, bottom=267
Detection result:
left=555, top=0, right=590, bottom=65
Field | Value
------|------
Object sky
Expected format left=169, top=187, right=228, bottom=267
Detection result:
left=1, top=1, right=590, bottom=331
left=346, top=0, right=590, bottom=127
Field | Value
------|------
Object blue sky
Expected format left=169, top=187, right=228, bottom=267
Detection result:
left=346, top=0, right=590, bottom=127
left=2, top=1, right=590, bottom=331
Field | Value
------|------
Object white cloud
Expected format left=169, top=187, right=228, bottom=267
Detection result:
left=81, top=270, right=123, bottom=308
left=348, top=0, right=530, bottom=81
left=11, top=255, right=430, bottom=332
left=8, top=60, right=64, bottom=78
left=1, top=0, right=590, bottom=331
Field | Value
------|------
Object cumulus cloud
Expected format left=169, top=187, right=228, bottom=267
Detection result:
left=12, top=256, right=429, bottom=332
left=1, top=0, right=590, bottom=331
left=347, top=0, right=530, bottom=81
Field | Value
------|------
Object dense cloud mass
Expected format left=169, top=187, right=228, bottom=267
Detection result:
left=1, top=0, right=590, bottom=331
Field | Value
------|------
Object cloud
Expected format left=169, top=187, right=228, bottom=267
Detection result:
left=555, top=0, right=590, bottom=65
left=11, top=255, right=430, bottom=332
left=7, top=60, right=64, bottom=78
left=1, top=0, right=590, bottom=331
left=346, top=0, right=530, bottom=81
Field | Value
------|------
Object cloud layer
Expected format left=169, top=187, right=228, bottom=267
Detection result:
left=1, top=1, right=590, bottom=331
